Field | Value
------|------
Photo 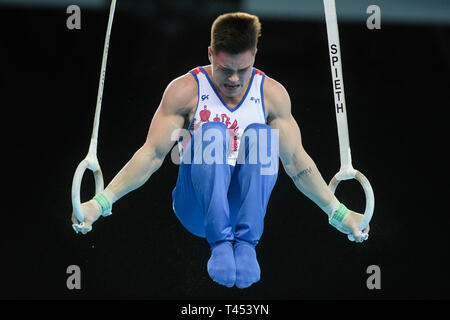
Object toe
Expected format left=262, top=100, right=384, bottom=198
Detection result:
left=207, top=241, right=236, bottom=287
left=234, top=242, right=260, bottom=289
left=236, top=281, right=253, bottom=289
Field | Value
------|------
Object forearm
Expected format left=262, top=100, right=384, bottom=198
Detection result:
left=284, top=150, right=339, bottom=216
left=104, top=145, right=164, bottom=203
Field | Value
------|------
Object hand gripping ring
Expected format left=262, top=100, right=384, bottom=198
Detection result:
left=71, top=157, right=104, bottom=226
left=328, top=170, right=374, bottom=232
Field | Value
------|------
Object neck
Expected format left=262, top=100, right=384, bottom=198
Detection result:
left=205, top=65, right=252, bottom=108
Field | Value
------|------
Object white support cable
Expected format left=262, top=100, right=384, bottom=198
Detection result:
left=323, top=0, right=374, bottom=235
left=71, top=0, right=117, bottom=230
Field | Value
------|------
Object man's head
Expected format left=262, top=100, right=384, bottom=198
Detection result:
left=208, top=12, right=262, bottom=98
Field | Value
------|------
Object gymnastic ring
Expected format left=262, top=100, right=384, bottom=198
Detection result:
left=71, top=157, right=104, bottom=223
left=328, top=170, right=374, bottom=231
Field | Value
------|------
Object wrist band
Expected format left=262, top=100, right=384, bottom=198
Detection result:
left=320, top=198, right=340, bottom=217
left=93, top=192, right=112, bottom=216
left=331, top=203, right=348, bottom=222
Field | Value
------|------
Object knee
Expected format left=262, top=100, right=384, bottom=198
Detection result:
left=202, top=121, right=228, bottom=133
left=241, top=123, right=277, bottom=150
left=242, top=123, right=275, bottom=146
left=238, top=123, right=279, bottom=169
left=197, top=122, right=230, bottom=147
left=191, top=122, right=230, bottom=164
left=243, top=123, right=271, bottom=134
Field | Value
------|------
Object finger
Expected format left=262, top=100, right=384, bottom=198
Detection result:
left=349, top=224, right=361, bottom=242
left=82, top=220, right=93, bottom=233
left=360, top=226, right=370, bottom=242
left=362, top=224, right=370, bottom=234
left=356, top=231, right=369, bottom=242
left=81, top=226, right=92, bottom=234
left=71, top=213, right=82, bottom=233
left=72, top=223, right=82, bottom=234
left=71, top=213, right=79, bottom=226
left=72, top=222, right=92, bottom=234
left=352, top=230, right=363, bottom=243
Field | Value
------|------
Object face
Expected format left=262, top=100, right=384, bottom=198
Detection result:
left=208, top=47, right=256, bottom=98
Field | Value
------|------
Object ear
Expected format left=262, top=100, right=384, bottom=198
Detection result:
left=208, top=46, right=212, bottom=63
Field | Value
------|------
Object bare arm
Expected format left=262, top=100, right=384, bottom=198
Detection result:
left=105, top=73, right=196, bottom=201
left=71, top=73, right=197, bottom=232
left=265, top=78, right=369, bottom=241
left=266, top=78, right=336, bottom=210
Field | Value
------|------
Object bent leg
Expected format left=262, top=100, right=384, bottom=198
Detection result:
left=233, top=123, right=279, bottom=288
left=189, top=121, right=236, bottom=287
left=190, top=121, right=235, bottom=245
left=172, top=159, right=205, bottom=238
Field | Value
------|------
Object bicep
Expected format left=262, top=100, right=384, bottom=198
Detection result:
left=144, top=105, right=185, bottom=159
left=265, top=79, right=307, bottom=174
left=270, top=114, right=306, bottom=171
left=143, top=76, right=194, bottom=159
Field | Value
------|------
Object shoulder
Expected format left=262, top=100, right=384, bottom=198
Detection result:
left=160, top=71, right=198, bottom=116
left=263, top=75, right=291, bottom=121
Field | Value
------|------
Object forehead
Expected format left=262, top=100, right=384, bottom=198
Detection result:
left=213, top=50, right=255, bottom=70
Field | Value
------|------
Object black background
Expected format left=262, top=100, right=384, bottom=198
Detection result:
left=1, top=2, right=449, bottom=300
